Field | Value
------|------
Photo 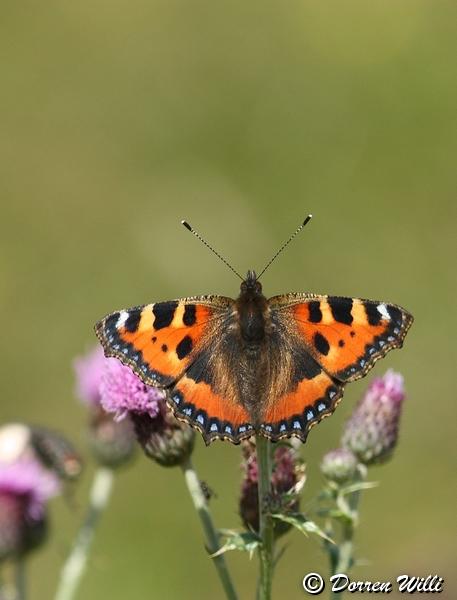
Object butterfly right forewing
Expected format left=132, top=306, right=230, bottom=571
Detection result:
left=270, top=294, right=413, bottom=382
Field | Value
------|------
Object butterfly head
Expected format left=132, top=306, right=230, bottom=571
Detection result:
left=240, top=270, right=262, bottom=296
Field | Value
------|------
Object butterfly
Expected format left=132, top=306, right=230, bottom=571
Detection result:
left=95, top=217, right=413, bottom=445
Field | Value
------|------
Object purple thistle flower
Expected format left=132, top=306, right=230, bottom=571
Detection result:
left=100, top=358, right=163, bottom=420
left=0, top=459, right=59, bottom=520
left=73, top=345, right=106, bottom=407
left=85, top=348, right=195, bottom=467
left=342, top=369, right=406, bottom=465
left=74, top=346, right=137, bottom=467
left=0, top=457, right=60, bottom=560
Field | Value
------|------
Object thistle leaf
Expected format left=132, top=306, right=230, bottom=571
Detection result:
left=341, top=480, right=379, bottom=495
left=271, top=513, right=335, bottom=544
left=212, top=529, right=260, bottom=559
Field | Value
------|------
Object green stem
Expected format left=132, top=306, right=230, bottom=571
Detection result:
left=54, top=467, right=114, bottom=600
left=181, top=457, right=238, bottom=600
left=15, top=559, right=26, bottom=600
left=256, top=436, right=275, bottom=600
left=329, top=475, right=363, bottom=600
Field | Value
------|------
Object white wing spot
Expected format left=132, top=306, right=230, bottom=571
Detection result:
left=116, top=311, right=129, bottom=328
left=377, top=303, right=391, bottom=320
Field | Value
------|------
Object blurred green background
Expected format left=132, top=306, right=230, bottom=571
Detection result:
left=1, top=1, right=456, bottom=598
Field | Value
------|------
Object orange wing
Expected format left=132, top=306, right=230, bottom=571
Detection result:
left=95, top=297, right=231, bottom=387
left=169, top=376, right=253, bottom=444
left=96, top=296, right=255, bottom=444
left=270, top=294, right=413, bottom=382
left=260, top=369, right=344, bottom=443
left=256, top=293, right=413, bottom=442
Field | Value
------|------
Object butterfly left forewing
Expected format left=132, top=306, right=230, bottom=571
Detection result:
left=95, top=297, right=232, bottom=387
left=96, top=296, right=255, bottom=444
left=269, top=293, right=413, bottom=382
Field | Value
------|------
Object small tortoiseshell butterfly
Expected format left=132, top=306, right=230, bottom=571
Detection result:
left=95, top=217, right=413, bottom=445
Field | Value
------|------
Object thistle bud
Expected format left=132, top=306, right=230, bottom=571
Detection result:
left=342, top=370, right=406, bottom=465
left=130, top=406, right=195, bottom=468
left=239, top=441, right=305, bottom=538
left=87, top=406, right=136, bottom=468
left=320, top=448, right=358, bottom=484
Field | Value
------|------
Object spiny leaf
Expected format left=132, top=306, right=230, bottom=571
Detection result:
left=212, top=530, right=260, bottom=559
left=271, top=513, right=335, bottom=544
left=341, top=480, right=379, bottom=495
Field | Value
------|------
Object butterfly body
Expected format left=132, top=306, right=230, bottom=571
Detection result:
left=95, top=271, right=413, bottom=445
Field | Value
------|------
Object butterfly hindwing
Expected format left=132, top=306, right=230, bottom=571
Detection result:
left=261, top=370, right=345, bottom=442
left=169, top=376, right=254, bottom=444
left=270, top=294, right=413, bottom=383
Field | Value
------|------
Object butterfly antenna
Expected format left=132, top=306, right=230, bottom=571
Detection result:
left=181, top=220, right=244, bottom=281
left=257, top=214, right=313, bottom=279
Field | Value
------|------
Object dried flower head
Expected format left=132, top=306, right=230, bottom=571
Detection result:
left=342, top=369, right=406, bottom=465
left=320, top=448, right=359, bottom=485
left=0, top=458, right=60, bottom=560
left=239, top=441, right=305, bottom=537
